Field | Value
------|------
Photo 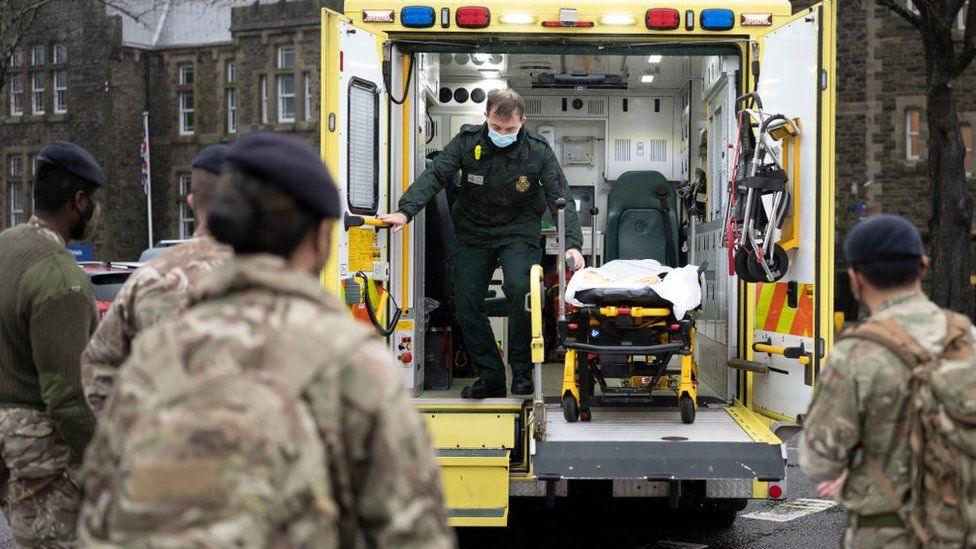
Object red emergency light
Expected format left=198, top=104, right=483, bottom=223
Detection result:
left=646, top=8, right=680, bottom=30
left=456, top=6, right=490, bottom=28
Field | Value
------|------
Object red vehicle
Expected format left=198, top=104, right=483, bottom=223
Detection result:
left=78, top=262, right=140, bottom=318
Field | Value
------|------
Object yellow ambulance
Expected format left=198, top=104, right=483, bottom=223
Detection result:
left=321, top=0, right=836, bottom=527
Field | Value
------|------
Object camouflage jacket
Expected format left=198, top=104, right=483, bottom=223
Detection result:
left=81, top=235, right=231, bottom=414
left=79, top=254, right=455, bottom=548
left=800, top=292, right=950, bottom=516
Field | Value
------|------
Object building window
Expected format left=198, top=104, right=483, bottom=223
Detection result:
left=9, top=183, right=24, bottom=226
left=178, top=173, right=194, bottom=238
left=277, top=45, right=295, bottom=69
left=9, top=74, right=23, bottom=116
left=9, top=155, right=23, bottom=178
left=177, top=63, right=194, bottom=135
left=277, top=74, right=295, bottom=123
left=226, top=89, right=237, bottom=134
left=963, top=124, right=973, bottom=177
left=31, top=72, right=45, bottom=115
left=260, top=75, right=269, bottom=124
left=52, top=43, right=67, bottom=64
left=960, top=2, right=970, bottom=30
left=906, top=109, right=922, bottom=161
left=304, top=72, right=313, bottom=121
left=30, top=45, right=44, bottom=66
left=226, top=60, right=236, bottom=83
left=9, top=49, right=23, bottom=68
left=53, top=70, right=67, bottom=114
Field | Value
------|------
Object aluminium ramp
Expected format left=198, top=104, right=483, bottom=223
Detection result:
left=534, top=405, right=786, bottom=481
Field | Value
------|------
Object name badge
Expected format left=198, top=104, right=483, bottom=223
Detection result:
left=467, top=174, right=485, bottom=185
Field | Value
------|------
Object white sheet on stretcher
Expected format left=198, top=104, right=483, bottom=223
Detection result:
left=565, top=259, right=703, bottom=319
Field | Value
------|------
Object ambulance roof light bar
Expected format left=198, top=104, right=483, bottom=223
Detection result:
left=362, top=9, right=395, bottom=23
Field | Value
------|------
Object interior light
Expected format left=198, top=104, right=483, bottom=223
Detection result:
left=641, top=73, right=655, bottom=83
left=647, top=55, right=663, bottom=63
left=500, top=13, right=535, bottom=24
left=362, top=9, right=395, bottom=23
left=560, top=8, right=579, bottom=24
left=479, top=69, right=501, bottom=79
left=600, top=13, right=636, bottom=26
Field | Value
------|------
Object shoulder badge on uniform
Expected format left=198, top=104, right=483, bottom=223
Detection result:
left=515, top=175, right=530, bottom=192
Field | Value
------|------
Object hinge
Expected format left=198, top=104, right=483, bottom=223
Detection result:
left=820, top=69, right=828, bottom=91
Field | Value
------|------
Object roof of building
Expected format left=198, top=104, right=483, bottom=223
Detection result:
left=107, top=0, right=255, bottom=49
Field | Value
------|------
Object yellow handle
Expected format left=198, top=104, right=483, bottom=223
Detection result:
left=753, top=343, right=811, bottom=365
left=529, top=264, right=545, bottom=364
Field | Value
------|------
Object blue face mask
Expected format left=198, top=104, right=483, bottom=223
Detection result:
left=488, top=127, right=519, bottom=148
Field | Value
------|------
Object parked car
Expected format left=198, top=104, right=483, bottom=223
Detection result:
left=79, top=262, right=140, bottom=318
left=138, top=239, right=187, bottom=262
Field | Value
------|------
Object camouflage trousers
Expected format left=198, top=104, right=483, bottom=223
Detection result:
left=0, top=407, right=82, bottom=548
left=842, top=525, right=914, bottom=549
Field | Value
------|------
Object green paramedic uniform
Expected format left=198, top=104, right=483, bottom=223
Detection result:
left=397, top=123, right=583, bottom=387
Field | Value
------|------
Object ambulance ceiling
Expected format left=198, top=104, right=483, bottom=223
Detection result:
left=437, top=53, right=698, bottom=90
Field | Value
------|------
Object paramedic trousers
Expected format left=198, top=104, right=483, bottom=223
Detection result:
left=453, top=241, right=542, bottom=386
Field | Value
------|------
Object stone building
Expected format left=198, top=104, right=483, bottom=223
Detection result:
left=0, top=0, right=325, bottom=260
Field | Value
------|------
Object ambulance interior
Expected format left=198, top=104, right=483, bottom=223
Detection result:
left=411, top=49, right=741, bottom=403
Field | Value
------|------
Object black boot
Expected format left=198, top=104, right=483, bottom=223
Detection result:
left=461, top=379, right=506, bottom=399
left=511, top=371, right=534, bottom=396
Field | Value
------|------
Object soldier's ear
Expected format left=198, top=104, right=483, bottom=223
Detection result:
left=316, top=218, right=333, bottom=257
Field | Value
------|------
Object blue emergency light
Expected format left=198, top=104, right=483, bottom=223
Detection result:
left=401, top=6, right=436, bottom=28
left=700, top=9, right=734, bottom=31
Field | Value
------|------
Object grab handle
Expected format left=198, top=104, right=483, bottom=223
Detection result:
left=344, top=212, right=392, bottom=231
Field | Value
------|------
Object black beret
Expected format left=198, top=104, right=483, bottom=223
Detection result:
left=191, top=143, right=231, bottom=175
left=843, top=214, right=925, bottom=264
left=225, top=133, right=340, bottom=219
left=36, top=141, right=107, bottom=187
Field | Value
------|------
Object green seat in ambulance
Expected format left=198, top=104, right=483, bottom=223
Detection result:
left=604, top=170, right=681, bottom=267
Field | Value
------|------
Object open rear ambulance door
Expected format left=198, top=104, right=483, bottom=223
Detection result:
left=743, top=1, right=836, bottom=420
left=320, top=10, right=390, bottom=300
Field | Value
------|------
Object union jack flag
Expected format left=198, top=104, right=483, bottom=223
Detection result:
left=140, top=112, right=151, bottom=196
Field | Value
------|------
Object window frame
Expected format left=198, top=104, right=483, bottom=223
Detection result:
left=9, top=49, right=23, bottom=68
left=906, top=108, right=922, bottom=161
left=178, top=172, right=194, bottom=239
left=53, top=69, right=67, bottom=114
left=962, top=123, right=973, bottom=177
left=277, top=73, right=295, bottom=123
left=9, top=182, right=24, bottom=227
left=9, top=73, right=24, bottom=117
left=277, top=45, right=296, bottom=69
left=304, top=71, right=313, bottom=122
left=226, top=88, right=237, bottom=134
left=226, top=60, right=236, bottom=83
left=30, top=72, right=45, bottom=115
left=52, top=43, right=67, bottom=64
left=177, top=62, right=195, bottom=136
left=178, top=63, right=194, bottom=86
left=346, top=78, right=380, bottom=215
left=260, top=75, right=269, bottom=124
left=29, top=45, right=45, bottom=66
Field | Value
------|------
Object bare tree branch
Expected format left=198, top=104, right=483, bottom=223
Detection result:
left=876, top=0, right=925, bottom=30
left=952, top=0, right=976, bottom=77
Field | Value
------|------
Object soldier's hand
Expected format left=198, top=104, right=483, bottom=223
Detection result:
left=566, top=249, right=585, bottom=271
left=816, top=470, right=848, bottom=500
left=378, top=212, right=409, bottom=234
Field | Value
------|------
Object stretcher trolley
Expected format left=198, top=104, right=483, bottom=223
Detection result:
left=547, top=198, right=704, bottom=425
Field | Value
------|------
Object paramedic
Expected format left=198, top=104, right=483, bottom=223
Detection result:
left=79, top=132, right=454, bottom=547
left=800, top=214, right=975, bottom=548
left=380, top=89, right=584, bottom=399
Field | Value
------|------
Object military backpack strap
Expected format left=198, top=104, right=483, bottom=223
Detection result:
left=836, top=318, right=931, bottom=369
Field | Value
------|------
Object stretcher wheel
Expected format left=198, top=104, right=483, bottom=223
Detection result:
left=679, top=395, right=696, bottom=424
left=733, top=248, right=760, bottom=283
left=580, top=408, right=592, bottom=422
left=562, top=395, right=579, bottom=423
left=746, top=244, right=789, bottom=283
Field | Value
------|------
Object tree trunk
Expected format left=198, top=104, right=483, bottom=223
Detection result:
left=924, top=35, right=974, bottom=315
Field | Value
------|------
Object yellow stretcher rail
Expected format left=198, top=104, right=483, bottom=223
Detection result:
left=529, top=264, right=546, bottom=439
left=753, top=342, right=811, bottom=365
left=597, top=306, right=672, bottom=318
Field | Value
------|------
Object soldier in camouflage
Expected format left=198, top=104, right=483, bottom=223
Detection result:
left=800, top=214, right=963, bottom=548
left=79, top=133, right=454, bottom=547
left=81, top=144, right=232, bottom=414
left=0, top=142, right=105, bottom=547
